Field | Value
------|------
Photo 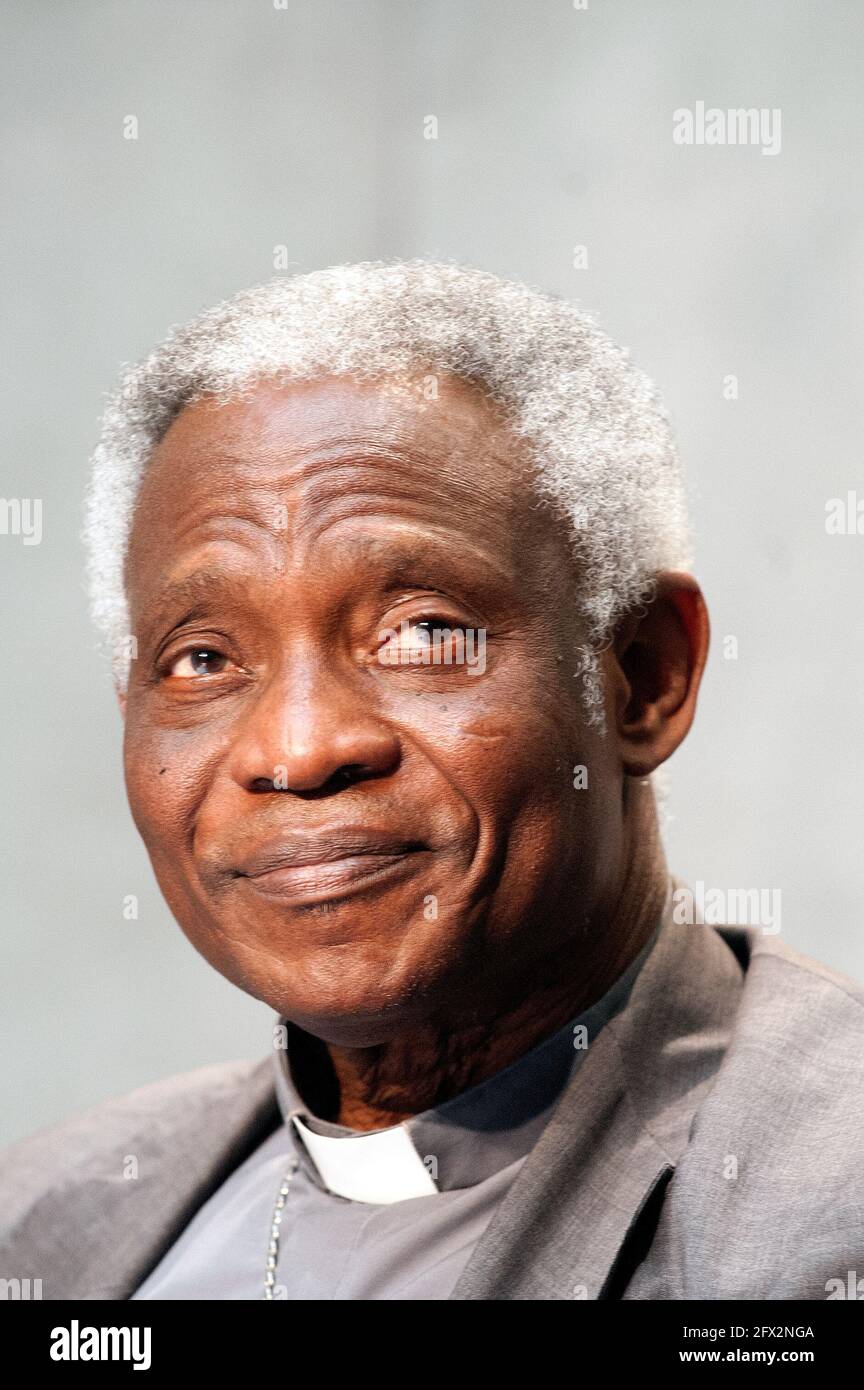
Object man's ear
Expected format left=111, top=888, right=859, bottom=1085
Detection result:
left=116, top=685, right=127, bottom=720
left=605, top=572, right=709, bottom=777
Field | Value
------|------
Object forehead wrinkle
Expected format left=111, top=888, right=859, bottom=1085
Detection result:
left=279, top=441, right=509, bottom=507
left=249, top=447, right=519, bottom=566
left=147, top=378, right=528, bottom=530
left=126, top=503, right=286, bottom=608
left=287, top=479, right=491, bottom=561
left=167, top=507, right=286, bottom=551
left=139, top=387, right=551, bottom=596
left=154, top=442, right=506, bottom=536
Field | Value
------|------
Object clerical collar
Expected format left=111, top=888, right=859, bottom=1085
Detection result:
left=271, top=895, right=667, bottom=1204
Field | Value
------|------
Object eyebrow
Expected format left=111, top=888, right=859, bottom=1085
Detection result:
left=139, top=570, right=251, bottom=649
left=148, top=570, right=246, bottom=619
left=340, top=538, right=520, bottom=622
left=339, top=534, right=515, bottom=593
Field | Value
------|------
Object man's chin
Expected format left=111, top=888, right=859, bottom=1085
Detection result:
left=261, top=976, right=446, bottom=1049
left=198, top=914, right=462, bottom=1044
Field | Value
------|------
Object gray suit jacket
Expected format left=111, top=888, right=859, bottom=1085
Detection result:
left=3, top=915, right=864, bottom=1300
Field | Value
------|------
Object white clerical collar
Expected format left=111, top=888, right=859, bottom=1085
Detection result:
left=290, top=1113, right=438, bottom=1204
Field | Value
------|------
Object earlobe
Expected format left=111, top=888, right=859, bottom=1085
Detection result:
left=610, top=573, right=710, bottom=778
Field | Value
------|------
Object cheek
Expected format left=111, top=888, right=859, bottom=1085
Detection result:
left=391, top=691, right=583, bottom=862
left=122, top=715, right=217, bottom=857
left=458, top=709, right=620, bottom=942
left=403, top=688, right=620, bottom=878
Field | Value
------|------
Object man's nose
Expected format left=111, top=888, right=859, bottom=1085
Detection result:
left=226, top=657, right=401, bottom=794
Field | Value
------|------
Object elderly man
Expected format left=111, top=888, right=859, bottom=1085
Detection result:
left=2, top=261, right=863, bottom=1301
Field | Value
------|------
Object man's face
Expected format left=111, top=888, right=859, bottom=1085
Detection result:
left=123, top=375, right=625, bottom=1045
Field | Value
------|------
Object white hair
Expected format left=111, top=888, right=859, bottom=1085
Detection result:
left=83, top=259, right=692, bottom=717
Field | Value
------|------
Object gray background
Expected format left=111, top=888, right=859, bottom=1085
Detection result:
left=2, top=0, right=862, bottom=1145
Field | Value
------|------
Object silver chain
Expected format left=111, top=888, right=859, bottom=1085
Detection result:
left=263, top=1155, right=299, bottom=1300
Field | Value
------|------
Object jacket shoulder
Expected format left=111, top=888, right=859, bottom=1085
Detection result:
left=0, top=1058, right=275, bottom=1278
left=731, top=927, right=864, bottom=1062
left=2, top=1057, right=266, bottom=1183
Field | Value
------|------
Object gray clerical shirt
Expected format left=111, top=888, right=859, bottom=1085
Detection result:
left=133, top=911, right=663, bottom=1301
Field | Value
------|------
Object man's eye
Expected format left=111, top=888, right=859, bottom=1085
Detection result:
left=395, top=620, right=457, bottom=651
left=377, top=617, right=482, bottom=669
left=405, top=621, right=437, bottom=647
left=168, top=648, right=231, bottom=678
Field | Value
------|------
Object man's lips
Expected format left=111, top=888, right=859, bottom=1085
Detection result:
left=231, top=829, right=428, bottom=906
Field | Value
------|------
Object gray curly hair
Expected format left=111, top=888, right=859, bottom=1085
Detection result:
left=83, top=259, right=692, bottom=718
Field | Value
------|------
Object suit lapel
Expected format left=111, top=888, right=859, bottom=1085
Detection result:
left=449, top=1029, right=674, bottom=1299
left=450, top=913, right=748, bottom=1299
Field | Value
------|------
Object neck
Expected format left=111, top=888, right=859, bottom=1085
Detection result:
left=322, top=787, right=668, bottom=1130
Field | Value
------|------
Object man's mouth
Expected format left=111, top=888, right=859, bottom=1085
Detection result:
left=232, top=829, right=428, bottom=907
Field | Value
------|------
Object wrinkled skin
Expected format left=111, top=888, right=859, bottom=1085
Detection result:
left=122, top=374, right=708, bottom=1124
